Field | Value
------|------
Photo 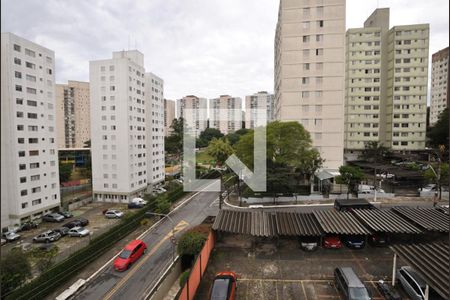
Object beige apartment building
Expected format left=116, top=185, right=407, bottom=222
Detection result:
left=176, top=95, right=207, bottom=137
left=164, top=99, right=176, bottom=136
left=209, top=95, right=242, bottom=134
left=345, top=8, right=429, bottom=154
left=274, top=0, right=346, bottom=170
left=55, top=81, right=90, bottom=148
left=430, top=47, right=449, bottom=126
left=245, top=91, right=274, bottom=129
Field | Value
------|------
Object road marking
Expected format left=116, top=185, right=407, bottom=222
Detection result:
left=301, top=281, right=308, bottom=300
left=102, top=220, right=189, bottom=300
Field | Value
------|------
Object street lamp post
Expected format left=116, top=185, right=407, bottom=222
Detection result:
left=145, top=212, right=177, bottom=261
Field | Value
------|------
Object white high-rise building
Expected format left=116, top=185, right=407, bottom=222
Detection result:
left=176, top=95, right=207, bottom=137
left=274, top=0, right=346, bottom=170
left=245, top=91, right=274, bottom=129
left=164, top=99, right=176, bottom=136
left=90, top=50, right=148, bottom=202
left=145, top=72, right=165, bottom=186
left=209, top=95, right=242, bottom=134
left=430, top=47, right=449, bottom=126
left=1, top=33, right=60, bottom=229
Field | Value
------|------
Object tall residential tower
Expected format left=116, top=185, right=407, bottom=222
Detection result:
left=430, top=47, right=449, bottom=126
left=176, top=95, right=207, bottom=137
left=245, top=91, right=274, bottom=129
left=209, top=95, right=242, bottom=134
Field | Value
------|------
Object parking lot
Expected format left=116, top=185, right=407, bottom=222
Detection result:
left=195, top=236, right=411, bottom=300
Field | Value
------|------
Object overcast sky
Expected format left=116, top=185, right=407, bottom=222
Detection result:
left=2, top=0, right=448, bottom=101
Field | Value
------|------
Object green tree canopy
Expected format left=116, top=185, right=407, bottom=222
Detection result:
left=177, top=231, right=207, bottom=256
left=59, top=163, right=72, bottom=183
left=428, top=108, right=449, bottom=148
left=196, top=128, right=224, bottom=148
left=336, top=165, right=364, bottom=198
left=165, top=118, right=184, bottom=156
left=206, top=138, right=234, bottom=166
left=225, top=128, right=250, bottom=146
left=0, top=249, right=32, bottom=294
left=424, top=163, right=449, bottom=186
left=362, top=141, right=391, bottom=162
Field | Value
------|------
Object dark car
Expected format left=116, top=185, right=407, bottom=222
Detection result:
left=17, top=221, right=38, bottom=232
left=76, top=218, right=89, bottom=226
left=209, top=272, right=237, bottom=300
left=43, top=213, right=65, bottom=222
left=63, top=220, right=79, bottom=229
left=58, top=211, right=73, bottom=219
left=343, top=235, right=366, bottom=249
left=368, top=233, right=389, bottom=247
left=128, top=202, right=144, bottom=209
left=53, top=227, right=70, bottom=236
left=298, top=236, right=319, bottom=251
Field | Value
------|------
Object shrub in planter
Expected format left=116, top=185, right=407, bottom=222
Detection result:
left=179, top=269, right=190, bottom=287
left=177, top=231, right=207, bottom=256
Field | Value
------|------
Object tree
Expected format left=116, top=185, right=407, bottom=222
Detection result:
left=59, top=163, right=72, bottom=183
left=177, top=231, right=207, bottom=256
left=165, top=118, right=184, bottom=160
left=428, top=108, right=449, bottom=148
left=29, top=245, right=59, bottom=273
left=424, top=163, right=449, bottom=186
left=154, top=195, right=171, bottom=214
left=336, top=165, right=364, bottom=199
left=0, top=249, right=32, bottom=294
left=362, top=141, right=391, bottom=162
left=225, top=128, right=249, bottom=146
left=196, top=128, right=224, bottom=148
left=206, top=138, right=234, bottom=166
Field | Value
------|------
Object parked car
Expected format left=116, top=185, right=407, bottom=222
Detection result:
left=343, top=235, right=366, bottom=249
left=63, top=218, right=88, bottom=229
left=298, top=236, right=319, bottom=251
left=16, top=221, right=38, bottom=232
left=128, top=202, right=144, bottom=209
left=1, top=239, right=6, bottom=246
left=33, top=230, right=61, bottom=243
left=42, top=213, right=65, bottom=223
left=334, top=267, right=371, bottom=300
left=131, top=197, right=147, bottom=206
left=397, top=266, right=427, bottom=300
left=323, top=235, right=342, bottom=249
left=104, top=210, right=124, bottom=219
left=75, top=218, right=89, bottom=227
left=114, top=239, right=147, bottom=271
left=368, top=233, right=389, bottom=247
left=53, top=227, right=70, bottom=236
left=376, top=280, right=401, bottom=300
left=58, top=211, right=73, bottom=218
left=68, top=227, right=90, bottom=237
left=3, top=231, right=21, bottom=242
left=209, top=271, right=237, bottom=300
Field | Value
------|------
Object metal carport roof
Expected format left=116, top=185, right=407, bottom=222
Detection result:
left=352, top=208, right=422, bottom=234
left=313, top=210, right=371, bottom=235
left=275, top=212, right=322, bottom=236
left=392, top=207, right=449, bottom=232
left=391, top=242, right=449, bottom=299
left=212, top=210, right=276, bottom=237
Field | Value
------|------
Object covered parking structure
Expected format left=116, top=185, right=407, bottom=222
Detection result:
left=312, top=210, right=371, bottom=235
left=351, top=208, right=423, bottom=234
left=274, top=212, right=322, bottom=236
left=392, top=207, right=449, bottom=233
left=391, top=242, right=449, bottom=300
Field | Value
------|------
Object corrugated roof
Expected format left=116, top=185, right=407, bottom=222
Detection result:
left=352, top=209, right=422, bottom=234
left=275, top=212, right=322, bottom=236
left=392, top=207, right=449, bottom=232
left=313, top=210, right=371, bottom=235
left=391, top=242, right=449, bottom=299
left=212, top=210, right=252, bottom=235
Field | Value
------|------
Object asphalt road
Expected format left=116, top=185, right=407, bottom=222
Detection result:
left=74, top=190, right=219, bottom=300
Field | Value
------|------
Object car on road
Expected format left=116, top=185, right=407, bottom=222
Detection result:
left=53, top=227, right=70, bottom=236
left=104, top=210, right=124, bottom=219
left=42, top=213, right=65, bottom=223
left=3, top=231, right=21, bottom=242
left=209, top=271, right=237, bottom=300
left=33, top=230, right=61, bottom=243
left=298, top=236, right=319, bottom=251
left=68, top=227, right=90, bottom=237
left=58, top=211, right=73, bottom=218
left=323, top=235, right=342, bottom=249
left=114, top=239, right=147, bottom=271
left=342, top=235, right=366, bottom=249
left=128, top=202, right=144, bottom=209
left=334, top=267, right=371, bottom=300
left=368, top=233, right=389, bottom=247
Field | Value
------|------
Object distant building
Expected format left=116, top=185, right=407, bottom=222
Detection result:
left=245, top=91, right=274, bottom=129
left=177, top=95, right=207, bottom=137
left=164, top=99, right=176, bottom=136
left=209, top=95, right=242, bottom=134
left=345, top=8, right=429, bottom=153
left=55, top=80, right=90, bottom=148
left=1, top=33, right=60, bottom=228
left=430, top=47, right=449, bottom=126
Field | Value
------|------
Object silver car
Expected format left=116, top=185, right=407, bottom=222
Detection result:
left=33, top=230, right=61, bottom=243
left=3, top=231, right=21, bottom=242
left=104, top=210, right=124, bottom=219
left=68, top=226, right=90, bottom=237
left=397, top=266, right=426, bottom=300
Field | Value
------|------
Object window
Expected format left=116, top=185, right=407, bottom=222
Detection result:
left=19, top=164, right=26, bottom=170
left=318, top=20, right=324, bottom=28
left=31, top=187, right=41, bottom=193
left=29, top=150, right=39, bottom=156
left=302, top=22, right=310, bottom=29
left=109, top=65, right=115, bottom=71
left=27, top=100, right=37, bottom=107
left=26, top=74, right=36, bottom=82
left=18, top=138, right=25, bottom=144
left=31, top=175, right=40, bottom=181
left=14, top=57, right=21, bottom=65
left=18, top=150, right=25, bottom=157
left=303, top=35, right=310, bottom=43
left=302, top=77, right=309, bottom=84
left=303, top=63, right=310, bottom=71
left=25, top=48, right=35, bottom=57
left=15, top=85, right=22, bottom=92
left=27, top=87, right=37, bottom=94
left=16, top=98, right=23, bottom=105
left=15, top=71, right=22, bottom=79
left=28, top=138, right=38, bottom=144
left=17, top=125, right=24, bottom=131
left=20, top=177, right=27, bottom=183
left=316, top=34, right=323, bottom=42
left=32, top=199, right=41, bottom=206
left=17, top=111, right=24, bottom=118
left=25, top=62, right=36, bottom=69
left=30, top=163, right=40, bottom=169
left=21, top=190, right=28, bottom=196
left=316, top=48, right=323, bottom=56
left=14, top=44, right=21, bottom=52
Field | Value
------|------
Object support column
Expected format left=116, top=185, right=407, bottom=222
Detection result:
left=391, top=253, right=397, bottom=286
left=424, top=284, right=429, bottom=300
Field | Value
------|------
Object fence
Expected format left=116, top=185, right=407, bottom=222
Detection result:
left=178, top=231, right=215, bottom=300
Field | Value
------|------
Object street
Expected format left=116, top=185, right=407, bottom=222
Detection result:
left=73, top=190, right=219, bottom=300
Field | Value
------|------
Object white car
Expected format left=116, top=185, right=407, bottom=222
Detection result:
left=104, top=210, right=124, bottom=219
left=418, top=184, right=436, bottom=192
left=376, top=173, right=395, bottom=179
left=68, top=226, right=90, bottom=237
left=131, top=197, right=147, bottom=205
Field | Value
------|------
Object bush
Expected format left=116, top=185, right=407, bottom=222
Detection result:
left=155, top=196, right=171, bottom=214
left=29, top=245, right=59, bottom=273
left=1, top=249, right=32, bottom=295
left=177, top=231, right=208, bottom=256
left=179, top=269, right=190, bottom=287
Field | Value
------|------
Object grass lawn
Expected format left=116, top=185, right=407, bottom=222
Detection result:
left=196, top=151, right=214, bottom=165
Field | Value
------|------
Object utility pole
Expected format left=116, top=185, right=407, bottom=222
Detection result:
left=219, top=171, right=223, bottom=209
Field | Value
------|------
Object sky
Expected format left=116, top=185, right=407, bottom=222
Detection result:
left=2, top=0, right=449, bottom=102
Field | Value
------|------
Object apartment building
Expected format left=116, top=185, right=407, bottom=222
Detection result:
left=55, top=80, right=90, bottom=148
left=145, top=73, right=165, bottom=186
left=345, top=8, right=429, bottom=153
left=176, top=95, right=207, bottom=137
left=1, top=33, right=60, bottom=228
left=430, top=47, right=449, bottom=126
left=209, top=95, right=242, bottom=134
left=90, top=50, right=148, bottom=202
left=274, top=0, right=346, bottom=170
left=245, top=91, right=274, bottom=129
left=164, top=99, right=176, bottom=136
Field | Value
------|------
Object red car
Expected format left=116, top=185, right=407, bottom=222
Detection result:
left=114, top=239, right=147, bottom=271
left=210, top=272, right=237, bottom=300
left=323, top=235, right=342, bottom=249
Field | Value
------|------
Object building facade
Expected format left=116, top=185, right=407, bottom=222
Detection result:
left=274, top=0, right=346, bottom=170
left=209, top=95, right=242, bottom=134
left=1, top=33, right=60, bottom=228
left=430, top=47, right=449, bottom=126
left=164, top=99, right=176, bottom=136
left=55, top=80, right=90, bottom=148
left=90, top=50, right=148, bottom=202
left=245, top=91, right=274, bottom=129
left=145, top=72, right=165, bottom=186
left=176, top=95, right=207, bottom=137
